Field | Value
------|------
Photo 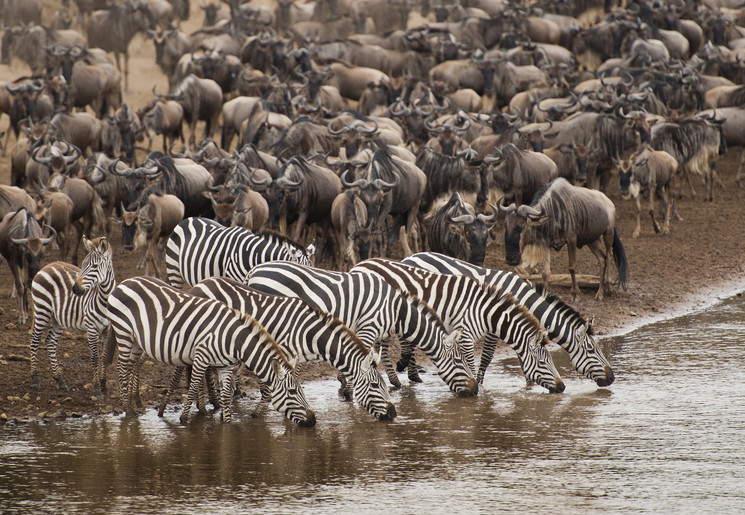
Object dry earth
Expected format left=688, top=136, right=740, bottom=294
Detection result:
left=3, top=2, right=745, bottom=425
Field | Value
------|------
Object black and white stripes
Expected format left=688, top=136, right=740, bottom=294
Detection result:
left=403, top=252, right=615, bottom=386
left=30, top=236, right=116, bottom=398
left=106, top=276, right=316, bottom=425
left=165, top=217, right=314, bottom=289
left=189, top=277, right=397, bottom=420
left=245, top=261, right=479, bottom=396
left=351, top=258, right=564, bottom=392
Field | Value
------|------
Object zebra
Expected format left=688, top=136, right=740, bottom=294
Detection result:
left=245, top=261, right=479, bottom=396
left=164, top=217, right=315, bottom=289
left=187, top=277, right=398, bottom=421
left=30, top=236, right=116, bottom=399
left=105, top=276, right=316, bottom=425
left=351, top=258, right=564, bottom=392
left=402, top=252, right=615, bottom=387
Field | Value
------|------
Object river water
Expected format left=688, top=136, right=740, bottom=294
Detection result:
left=2, top=294, right=745, bottom=514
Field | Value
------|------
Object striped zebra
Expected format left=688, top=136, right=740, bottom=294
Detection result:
left=402, top=252, right=615, bottom=387
left=245, top=262, right=479, bottom=396
left=188, top=277, right=397, bottom=421
left=30, top=236, right=115, bottom=399
left=164, top=217, right=315, bottom=289
left=351, top=258, right=564, bottom=392
left=105, top=276, right=316, bottom=425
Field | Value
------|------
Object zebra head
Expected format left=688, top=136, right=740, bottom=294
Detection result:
left=269, top=357, right=316, bottom=427
left=523, top=329, right=565, bottom=394
left=437, top=329, right=480, bottom=397
left=282, top=240, right=314, bottom=266
left=573, top=317, right=615, bottom=387
left=353, top=347, right=397, bottom=421
left=73, top=237, right=115, bottom=296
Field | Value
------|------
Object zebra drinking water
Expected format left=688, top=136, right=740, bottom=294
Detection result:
left=164, top=217, right=315, bottom=289
left=351, top=258, right=564, bottom=392
left=402, top=252, right=615, bottom=387
left=30, top=236, right=115, bottom=399
left=188, top=277, right=398, bottom=421
left=245, top=261, right=478, bottom=396
left=106, top=276, right=316, bottom=425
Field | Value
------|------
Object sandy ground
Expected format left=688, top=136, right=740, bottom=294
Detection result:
left=3, top=3, right=745, bottom=425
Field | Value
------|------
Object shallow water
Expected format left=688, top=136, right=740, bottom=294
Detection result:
left=2, top=294, right=745, bottom=513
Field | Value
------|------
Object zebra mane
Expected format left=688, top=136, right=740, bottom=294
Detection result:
left=481, top=282, right=548, bottom=341
left=257, top=229, right=307, bottom=252
left=304, top=304, right=370, bottom=356
left=235, top=310, right=293, bottom=368
left=534, top=285, right=594, bottom=336
left=403, top=290, right=448, bottom=330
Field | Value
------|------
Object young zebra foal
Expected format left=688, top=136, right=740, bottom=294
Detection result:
left=106, top=276, right=316, bottom=425
left=30, top=236, right=115, bottom=399
left=188, top=277, right=397, bottom=421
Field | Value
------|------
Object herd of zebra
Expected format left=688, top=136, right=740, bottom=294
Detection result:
left=28, top=216, right=614, bottom=426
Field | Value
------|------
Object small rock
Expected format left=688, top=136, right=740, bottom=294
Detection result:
left=62, top=397, right=73, bottom=403
left=22, top=393, right=31, bottom=402
left=7, top=396, right=22, bottom=403
left=0, top=307, right=5, bottom=315
left=90, top=396, right=99, bottom=402
left=629, top=311, right=638, bottom=317
left=0, top=413, right=7, bottom=423
left=5, top=323, right=16, bottom=330
left=71, top=412, right=83, bottom=418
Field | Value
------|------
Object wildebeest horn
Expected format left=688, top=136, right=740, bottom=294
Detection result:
left=373, top=177, right=397, bottom=190
left=477, top=204, right=498, bottom=223
left=40, top=225, right=57, bottom=246
left=248, top=168, right=272, bottom=187
left=449, top=213, right=475, bottom=224
left=31, top=145, right=52, bottom=165
left=340, top=169, right=368, bottom=188
left=424, top=117, right=444, bottom=133
left=517, top=204, right=543, bottom=218
left=63, top=144, right=81, bottom=164
left=9, top=224, right=29, bottom=245
left=207, top=175, right=221, bottom=191
left=327, top=119, right=351, bottom=136
left=503, top=104, right=520, bottom=121
left=389, top=98, right=410, bottom=117
left=108, top=158, right=133, bottom=176
left=483, top=148, right=504, bottom=165
left=497, top=195, right=516, bottom=213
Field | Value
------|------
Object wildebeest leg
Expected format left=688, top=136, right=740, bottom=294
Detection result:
left=649, top=182, right=661, bottom=234
left=682, top=165, right=697, bottom=201
left=11, top=264, right=27, bottom=325
left=660, top=186, right=671, bottom=235
left=737, top=148, right=745, bottom=186
left=632, top=194, right=642, bottom=238
left=399, top=225, right=412, bottom=257
left=566, top=240, right=578, bottom=299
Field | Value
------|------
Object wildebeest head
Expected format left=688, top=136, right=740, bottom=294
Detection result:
left=447, top=202, right=497, bottom=266
left=118, top=202, right=139, bottom=251
left=616, top=157, right=635, bottom=200
left=498, top=195, right=549, bottom=268
left=7, top=208, right=57, bottom=282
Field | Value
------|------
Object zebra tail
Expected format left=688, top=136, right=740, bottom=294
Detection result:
left=612, top=228, right=628, bottom=291
left=104, top=328, right=116, bottom=366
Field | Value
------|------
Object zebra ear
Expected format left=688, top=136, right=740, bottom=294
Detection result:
left=288, top=355, right=299, bottom=369
left=83, top=235, right=94, bottom=252
left=445, top=329, right=462, bottom=346
left=99, top=237, right=110, bottom=253
left=271, top=358, right=284, bottom=377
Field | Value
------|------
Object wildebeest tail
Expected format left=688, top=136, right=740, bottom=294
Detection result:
left=613, top=228, right=628, bottom=291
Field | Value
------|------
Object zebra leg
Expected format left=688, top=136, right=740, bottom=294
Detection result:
left=215, top=367, right=235, bottom=422
left=30, top=316, right=50, bottom=391
left=378, top=339, right=403, bottom=389
left=478, top=333, right=501, bottom=384
left=130, top=357, right=145, bottom=410
left=158, top=366, right=185, bottom=417
left=337, top=371, right=353, bottom=401
left=45, top=324, right=68, bottom=391
left=181, top=357, right=208, bottom=424
left=87, top=329, right=104, bottom=400
left=253, top=382, right=272, bottom=417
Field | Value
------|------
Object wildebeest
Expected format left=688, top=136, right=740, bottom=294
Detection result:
left=264, top=155, right=342, bottom=244
left=47, top=111, right=104, bottom=155
left=500, top=178, right=628, bottom=301
left=110, top=151, right=211, bottom=218
left=483, top=143, right=559, bottom=206
left=0, top=207, right=56, bottom=324
left=101, top=103, right=141, bottom=162
left=86, top=0, right=154, bottom=90
left=170, top=74, right=223, bottom=147
left=617, top=146, right=678, bottom=238
left=0, top=185, right=37, bottom=220
left=544, top=108, right=649, bottom=193
left=650, top=114, right=726, bottom=202
left=425, top=192, right=497, bottom=267
left=133, top=190, right=185, bottom=278
left=33, top=190, right=75, bottom=262
left=139, top=95, right=185, bottom=152
left=330, top=189, right=370, bottom=271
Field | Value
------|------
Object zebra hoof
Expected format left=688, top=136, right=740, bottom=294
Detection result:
left=407, top=371, right=423, bottom=383
left=338, top=387, right=353, bottom=402
left=179, top=414, right=189, bottom=424
left=55, top=377, right=69, bottom=391
left=31, top=373, right=41, bottom=391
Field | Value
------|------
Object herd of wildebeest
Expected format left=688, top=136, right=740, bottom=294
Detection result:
left=1, top=0, right=745, bottom=422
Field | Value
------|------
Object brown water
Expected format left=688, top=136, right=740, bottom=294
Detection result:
left=2, top=294, right=745, bottom=513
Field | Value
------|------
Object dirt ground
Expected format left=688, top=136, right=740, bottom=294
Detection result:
left=3, top=4, right=745, bottom=425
